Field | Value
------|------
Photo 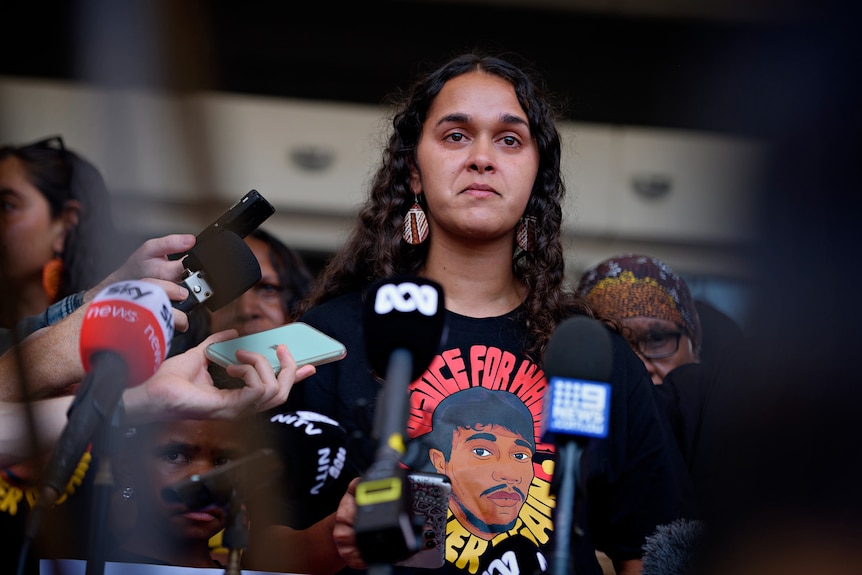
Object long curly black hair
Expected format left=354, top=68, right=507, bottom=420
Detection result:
left=303, top=51, right=586, bottom=359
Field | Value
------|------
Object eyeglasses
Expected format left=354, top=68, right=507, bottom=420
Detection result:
left=627, top=330, right=683, bottom=360
left=249, top=282, right=286, bottom=301
left=23, top=135, right=67, bottom=154
left=20, top=135, right=74, bottom=198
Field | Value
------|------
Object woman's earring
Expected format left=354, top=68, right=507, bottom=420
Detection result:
left=122, top=486, right=135, bottom=501
left=516, top=215, right=537, bottom=252
left=402, top=195, right=429, bottom=245
left=41, top=255, right=63, bottom=302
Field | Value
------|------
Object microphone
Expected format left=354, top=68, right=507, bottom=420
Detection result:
left=541, top=315, right=614, bottom=444
left=354, top=275, right=447, bottom=565
left=363, top=275, right=447, bottom=383
left=642, top=518, right=706, bottom=575
left=540, top=315, right=614, bottom=575
left=174, top=229, right=262, bottom=313
left=265, top=410, right=348, bottom=498
left=161, top=448, right=284, bottom=508
left=26, top=281, right=174, bottom=536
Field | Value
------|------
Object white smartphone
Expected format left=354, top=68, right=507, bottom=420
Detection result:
left=206, top=322, right=346, bottom=374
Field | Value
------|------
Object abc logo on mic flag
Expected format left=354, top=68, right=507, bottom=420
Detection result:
left=373, top=280, right=439, bottom=316
left=79, top=280, right=174, bottom=384
left=543, top=376, right=611, bottom=439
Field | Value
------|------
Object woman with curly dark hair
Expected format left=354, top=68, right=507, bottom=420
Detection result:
left=301, top=52, right=572, bottom=360
left=251, top=52, right=691, bottom=575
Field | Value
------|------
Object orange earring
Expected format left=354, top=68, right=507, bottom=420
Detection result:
left=42, top=256, right=63, bottom=302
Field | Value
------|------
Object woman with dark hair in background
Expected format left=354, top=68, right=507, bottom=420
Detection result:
left=0, top=136, right=122, bottom=333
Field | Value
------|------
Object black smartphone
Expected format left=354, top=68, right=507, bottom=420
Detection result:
left=196, top=189, right=275, bottom=244
left=174, top=189, right=274, bottom=271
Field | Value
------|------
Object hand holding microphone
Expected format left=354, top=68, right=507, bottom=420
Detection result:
left=82, top=234, right=198, bottom=334
left=174, top=189, right=274, bottom=314
left=25, top=280, right=175, bottom=544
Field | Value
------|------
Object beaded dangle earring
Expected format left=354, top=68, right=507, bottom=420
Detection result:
left=402, top=193, right=429, bottom=245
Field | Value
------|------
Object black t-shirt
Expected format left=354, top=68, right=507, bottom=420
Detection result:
left=258, top=290, right=691, bottom=575
left=2, top=451, right=97, bottom=575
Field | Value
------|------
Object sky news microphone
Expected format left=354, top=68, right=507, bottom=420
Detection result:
left=174, top=229, right=261, bottom=313
left=541, top=314, right=614, bottom=575
left=25, top=281, right=174, bottom=540
left=354, top=275, right=447, bottom=565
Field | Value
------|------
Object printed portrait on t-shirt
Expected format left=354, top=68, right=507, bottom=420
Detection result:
left=407, top=343, right=555, bottom=575
left=424, top=387, right=536, bottom=537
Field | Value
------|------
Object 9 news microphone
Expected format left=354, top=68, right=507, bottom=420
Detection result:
left=174, top=229, right=262, bottom=313
left=354, top=276, right=447, bottom=565
left=541, top=315, right=614, bottom=575
left=25, top=280, right=174, bottom=539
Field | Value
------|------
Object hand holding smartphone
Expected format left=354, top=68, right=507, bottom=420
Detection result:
left=206, top=322, right=346, bottom=374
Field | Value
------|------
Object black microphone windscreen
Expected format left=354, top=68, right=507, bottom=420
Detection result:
left=188, top=230, right=261, bottom=311
left=265, top=410, right=348, bottom=498
left=541, top=315, right=614, bottom=443
left=363, top=276, right=447, bottom=381
left=543, top=315, right=614, bottom=382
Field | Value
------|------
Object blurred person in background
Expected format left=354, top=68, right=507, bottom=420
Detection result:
left=576, top=254, right=702, bottom=386
left=209, top=228, right=314, bottom=337
left=108, top=416, right=264, bottom=568
left=0, top=136, right=125, bottom=342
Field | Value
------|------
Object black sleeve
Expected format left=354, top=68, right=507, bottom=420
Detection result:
left=584, top=331, right=696, bottom=563
left=250, top=293, right=375, bottom=530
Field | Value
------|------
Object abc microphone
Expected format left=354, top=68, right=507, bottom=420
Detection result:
left=25, top=281, right=174, bottom=540
left=354, top=276, right=447, bottom=565
left=541, top=315, right=614, bottom=575
left=174, top=229, right=262, bottom=313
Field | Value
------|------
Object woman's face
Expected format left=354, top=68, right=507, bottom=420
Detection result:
left=410, top=71, right=539, bottom=247
left=209, top=235, right=288, bottom=336
left=622, top=316, right=698, bottom=384
left=0, top=155, right=68, bottom=283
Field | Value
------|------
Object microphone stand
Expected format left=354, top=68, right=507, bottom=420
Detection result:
left=222, top=488, right=248, bottom=575
left=354, top=348, right=420, bottom=574
left=550, top=441, right=584, bottom=575
left=85, top=400, right=126, bottom=575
